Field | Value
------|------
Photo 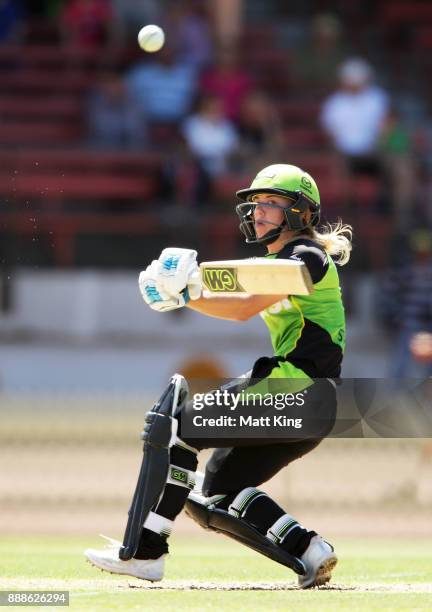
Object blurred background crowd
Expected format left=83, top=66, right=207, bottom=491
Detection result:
left=1, top=0, right=432, bottom=383
left=0, top=0, right=431, bottom=540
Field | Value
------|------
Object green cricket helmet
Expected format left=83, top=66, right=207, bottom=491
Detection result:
left=236, top=164, right=321, bottom=245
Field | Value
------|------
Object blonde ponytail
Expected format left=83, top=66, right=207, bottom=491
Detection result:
left=305, top=220, right=353, bottom=265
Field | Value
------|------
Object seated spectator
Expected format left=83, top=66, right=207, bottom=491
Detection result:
left=201, top=46, right=254, bottom=123
left=321, top=58, right=389, bottom=172
left=86, top=72, right=147, bottom=149
left=233, top=90, right=284, bottom=172
left=292, top=14, right=347, bottom=94
left=182, top=95, right=238, bottom=205
left=166, top=0, right=214, bottom=71
left=60, top=0, right=112, bottom=50
left=125, top=45, right=198, bottom=125
left=321, top=58, right=390, bottom=216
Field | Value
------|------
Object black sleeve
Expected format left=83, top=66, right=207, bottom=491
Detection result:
left=278, top=241, right=329, bottom=284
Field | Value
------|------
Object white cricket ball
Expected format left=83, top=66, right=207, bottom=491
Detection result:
left=137, top=24, right=165, bottom=53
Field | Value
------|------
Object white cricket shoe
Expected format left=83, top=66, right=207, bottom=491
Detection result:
left=298, top=535, right=338, bottom=589
left=84, top=535, right=165, bottom=581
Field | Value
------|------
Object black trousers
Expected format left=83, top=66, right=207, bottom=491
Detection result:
left=177, top=356, right=337, bottom=497
left=201, top=438, right=323, bottom=497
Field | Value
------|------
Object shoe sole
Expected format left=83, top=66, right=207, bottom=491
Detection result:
left=299, top=555, right=338, bottom=589
left=85, top=558, right=163, bottom=582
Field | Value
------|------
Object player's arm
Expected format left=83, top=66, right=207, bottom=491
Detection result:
left=186, top=294, right=286, bottom=321
left=138, top=248, right=286, bottom=321
left=196, top=244, right=328, bottom=322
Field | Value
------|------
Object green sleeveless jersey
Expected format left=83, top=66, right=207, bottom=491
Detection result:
left=260, top=238, right=345, bottom=378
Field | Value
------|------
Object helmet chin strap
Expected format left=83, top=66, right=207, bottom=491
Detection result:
left=257, top=221, right=286, bottom=246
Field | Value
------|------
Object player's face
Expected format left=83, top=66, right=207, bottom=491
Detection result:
left=252, top=193, right=292, bottom=238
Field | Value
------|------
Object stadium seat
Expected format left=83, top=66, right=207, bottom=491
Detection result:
left=0, top=70, right=92, bottom=95
left=0, top=96, right=81, bottom=121
left=0, top=123, right=82, bottom=146
left=0, top=151, right=162, bottom=204
left=380, top=2, right=432, bottom=23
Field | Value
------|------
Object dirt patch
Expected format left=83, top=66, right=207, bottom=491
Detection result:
left=1, top=578, right=432, bottom=594
left=127, top=581, right=432, bottom=593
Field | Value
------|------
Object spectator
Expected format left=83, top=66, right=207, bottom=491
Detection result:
left=125, top=44, right=198, bottom=125
left=166, top=0, right=214, bottom=71
left=201, top=46, right=254, bottom=123
left=60, top=0, right=112, bottom=50
left=293, top=13, right=347, bottom=93
left=233, top=90, right=284, bottom=172
left=378, top=230, right=432, bottom=379
left=321, top=58, right=389, bottom=173
left=182, top=95, right=238, bottom=204
left=86, top=72, right=147, bottom=149
left=320, top=58, right=390, bottom=218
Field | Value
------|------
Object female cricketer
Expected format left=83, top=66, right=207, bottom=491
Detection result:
left=85, top=163, right=352, bottom=588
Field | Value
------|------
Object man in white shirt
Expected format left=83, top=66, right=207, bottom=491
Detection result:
left=321, top=58, right=389, bottom=175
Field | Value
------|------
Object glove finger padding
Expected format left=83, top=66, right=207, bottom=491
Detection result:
left=139, top=261, right=171, bottom=303
left=139, top=263, right=184, bottom=312
left=158, top=248, right=199, bottom=296
left=187, top=269, right=202, bottom=301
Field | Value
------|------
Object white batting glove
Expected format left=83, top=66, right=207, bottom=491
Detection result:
left=138, top=260, right=189, bottom=312
left=157, top=247, right=202, bottom=301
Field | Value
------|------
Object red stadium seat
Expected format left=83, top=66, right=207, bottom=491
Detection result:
left=414, top=26, right=432, bottom=49
left=0, top=96, right=82, bottom=121
left=380, top=2, right=432, bottom=23
left=0, top=151, right=163, bottom=206
left=0, top=212, right=161, bottom=266
left=0, top=70, right=92, bottom=95
left=277, top=101, right=321, bottom=125
left=0, top=122, right=82, bottom=146
left=284, top=127, right=327, bottom=150
left=356, top=216, right=393, bottom=268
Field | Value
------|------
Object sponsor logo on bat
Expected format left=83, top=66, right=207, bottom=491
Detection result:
left=202, top=267, right=244, bottom=292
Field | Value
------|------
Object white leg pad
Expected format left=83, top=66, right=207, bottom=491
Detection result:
left=228, top=487, right=267, bottom=519
left=266, top=513, right=300, bottom=544
left=143, top=511, right=174, bottom=538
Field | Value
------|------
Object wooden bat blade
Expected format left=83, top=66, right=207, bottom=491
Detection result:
left=200, top=259, right=313, bottom=295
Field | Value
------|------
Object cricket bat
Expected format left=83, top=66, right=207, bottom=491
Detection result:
left=199, top=258, right=313, bottom=296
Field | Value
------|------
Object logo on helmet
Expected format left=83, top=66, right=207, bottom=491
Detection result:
left=300, top=176, right=312, bottom=192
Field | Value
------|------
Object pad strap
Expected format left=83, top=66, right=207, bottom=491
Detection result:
left=143, top=510, right=174, bottom=539
left=266, top=513, right=299, bottom=544
left=228, top=487, right=266, bottom=519
left=167, top=464, right=196, bottom=490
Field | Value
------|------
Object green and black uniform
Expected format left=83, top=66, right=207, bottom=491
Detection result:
left=178, top=238, right=344, bottom=496
left=135, top=162, right=344, bottom=564
left=139, top=240, right=345, bottom=561
left=261, top=237, right=345, bottom=381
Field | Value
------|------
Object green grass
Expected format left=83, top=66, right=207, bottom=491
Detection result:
left=1, top=534, right=431, bottom=611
